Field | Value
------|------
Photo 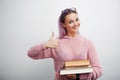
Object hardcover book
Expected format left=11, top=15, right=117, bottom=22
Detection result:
left=60, top=60, right=93, bottom=75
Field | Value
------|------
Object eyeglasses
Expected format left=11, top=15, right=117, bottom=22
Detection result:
left=61, top=8, right=76, bottom=14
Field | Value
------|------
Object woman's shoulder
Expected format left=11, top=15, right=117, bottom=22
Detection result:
left=80, top=35, right=94, bottom=45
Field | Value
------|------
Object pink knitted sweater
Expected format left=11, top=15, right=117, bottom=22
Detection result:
left=27, top=34, right=102, bottom=80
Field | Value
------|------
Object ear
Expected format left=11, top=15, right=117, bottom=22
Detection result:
left=61, top=23, right=66, bottom=28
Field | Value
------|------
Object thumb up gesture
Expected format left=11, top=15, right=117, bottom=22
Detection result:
left=45, top=32, right=58, bottom=48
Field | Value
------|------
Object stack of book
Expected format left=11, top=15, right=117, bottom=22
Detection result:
left=60, top=60, right=93, bottom=75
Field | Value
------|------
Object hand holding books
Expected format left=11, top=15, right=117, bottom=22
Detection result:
left=60, top=59, right=93, bottom=75
left=61, top=74, right=77, bottom=80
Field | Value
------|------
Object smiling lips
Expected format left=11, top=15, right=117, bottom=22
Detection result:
left=71, top=26, right=79, bottom=31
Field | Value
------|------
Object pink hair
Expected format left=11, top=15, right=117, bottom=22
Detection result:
left=58, top=16, right=66, bottom=38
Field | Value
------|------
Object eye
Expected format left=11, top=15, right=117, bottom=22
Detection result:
left=76, top=18, right=79, bottom=22
left=68, top=20, right=73, bottom=24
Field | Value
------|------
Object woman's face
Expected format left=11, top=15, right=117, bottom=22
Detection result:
left=62, top=13, right=80, bottom=35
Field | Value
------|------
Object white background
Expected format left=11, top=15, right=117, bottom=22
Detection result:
left=0, top=0, right=120, bottom=80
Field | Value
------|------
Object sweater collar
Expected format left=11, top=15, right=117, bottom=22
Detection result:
left=63, top=34, right=81, bottom=39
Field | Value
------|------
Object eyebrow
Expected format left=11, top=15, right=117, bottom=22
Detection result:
left=67, top=17, right=79, bottom=22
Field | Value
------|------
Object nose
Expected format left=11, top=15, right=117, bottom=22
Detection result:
left=74, top=21, right=78, bottom=26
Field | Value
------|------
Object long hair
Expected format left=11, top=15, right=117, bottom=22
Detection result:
left=58, top=16, right=66, bottom=38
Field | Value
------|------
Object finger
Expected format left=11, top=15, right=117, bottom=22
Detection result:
left=51, top=32, right=54, bottom=38
left=49, top=32, right=54, bottom=40
left=67, top=74, right=71, bottom=77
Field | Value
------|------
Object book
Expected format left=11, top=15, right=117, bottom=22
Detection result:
left=64, top=60, right=90, bottom=68
left=60, top=60, right=93, bottom=75
left=60, top=66, right=93, bottom=75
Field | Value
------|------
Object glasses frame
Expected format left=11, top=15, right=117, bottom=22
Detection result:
left=61, top=8, right=76, bottom=14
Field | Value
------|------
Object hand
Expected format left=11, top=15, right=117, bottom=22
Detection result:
left=45, top=32, right=58, bottom=48
left=61, top=74, right=77, bottom=80
left=66, top=74, right=77, bottom=80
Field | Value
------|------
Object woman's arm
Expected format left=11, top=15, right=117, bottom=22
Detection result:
left=80, top=40, right=103, bottom=80
left=27, top=32, right=58, bottom=60
left=27, top=43, right=53, bottom=60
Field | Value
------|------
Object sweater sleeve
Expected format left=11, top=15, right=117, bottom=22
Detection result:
left=27, top=43, right=53, bottom=60
left=80, top=40, right=103, bottom=80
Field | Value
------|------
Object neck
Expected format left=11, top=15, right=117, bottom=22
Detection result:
left=67, top=32, right=78, bottom=38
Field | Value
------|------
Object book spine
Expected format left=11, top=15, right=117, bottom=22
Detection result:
left=64, top=60, right=90, bottom=68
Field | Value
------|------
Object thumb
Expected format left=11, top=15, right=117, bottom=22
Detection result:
left=51, top=32, right=54, bottom=38
left=50, top=32, right=55, bottom=40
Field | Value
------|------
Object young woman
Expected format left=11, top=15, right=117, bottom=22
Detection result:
left=27, top=8, right=103, bottom=80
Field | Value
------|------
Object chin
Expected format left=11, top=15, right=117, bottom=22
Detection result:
left=73, top=29, right=79, bottom=32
